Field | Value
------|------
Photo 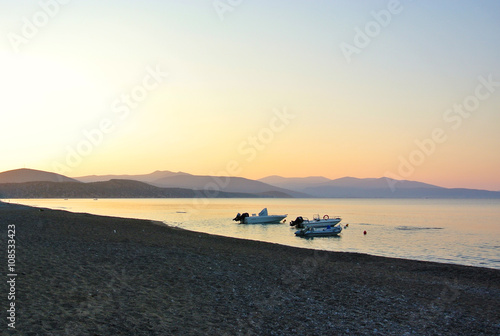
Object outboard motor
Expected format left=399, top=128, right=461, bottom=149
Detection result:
left=233, top=212, right=249, bottom=223
left=290, top=216, right=304, bottom=227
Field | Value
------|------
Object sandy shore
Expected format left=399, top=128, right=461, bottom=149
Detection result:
left=0, top=201, right=498, bottom=335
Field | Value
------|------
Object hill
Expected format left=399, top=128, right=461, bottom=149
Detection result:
left=2, top=169, right=498, bottom=199
left=75, top=171, right=304, bottom=198
left=0, top=168, right=79, bottom=184
left=259, top=176, right=500, bottom=198
left=150, top=173, right=305, bottom=197
left=74, top=170, right=184, bottom=183
left=0, top=180, right=279, bottom=199
left=258, top=175, right=331, bottom=191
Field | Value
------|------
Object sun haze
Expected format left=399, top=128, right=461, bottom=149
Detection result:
left=1, top=0, right=499, bottom=190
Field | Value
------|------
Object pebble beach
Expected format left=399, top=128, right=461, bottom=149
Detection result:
left=1, top=201, right=499, bottom=335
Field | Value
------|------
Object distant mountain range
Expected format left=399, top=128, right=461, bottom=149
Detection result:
left=0, top=169, right=292, bottom=199
left=258, top=176, right=500, bottom=198
left=75, top=170, right=180, bottom=184
left=0, top=179, right=272, bottom=199
left=75, top=170, right=306, bottom=198
left=0, top=168, right=499, bottom=199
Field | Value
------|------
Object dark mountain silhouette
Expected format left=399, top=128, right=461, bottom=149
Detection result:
left=75, top=170, right=185, bottom=183
left=259, top=175, right=335, bottom=191
left=0, top=180, right=280, bottom=199
left=0, top=168, right=80, bottom=184
left=150, top=173, right=305, bottom=198
left=76, top=171, right=304, bottom=198
left=1, top=169, right=498, bottom=198
left=259, top=176, right=500, bottom=198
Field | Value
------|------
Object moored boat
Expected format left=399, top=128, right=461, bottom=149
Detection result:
left=233, top=208, right=287, bottom=224
left=295, top=224, right=342, bottom=237
left=289, top=214, right=341, bottom=229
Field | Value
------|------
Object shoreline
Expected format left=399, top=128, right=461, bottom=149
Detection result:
left=6, top=198, right=499, bottom=271
left=5, top=198, right=500, bottom=270
left=1, top=202, right=499, bottom=334
left=5, top=201, right=496, bottom=271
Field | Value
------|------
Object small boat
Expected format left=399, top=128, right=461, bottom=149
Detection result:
left=289, top=214, right=341, bottom=229
left=295, top=224, right=342, bottom=237
left=233, top=208, right=287, bottom=224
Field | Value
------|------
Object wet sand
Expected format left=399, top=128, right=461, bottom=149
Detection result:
left=0, top=201, right=499, bottom=335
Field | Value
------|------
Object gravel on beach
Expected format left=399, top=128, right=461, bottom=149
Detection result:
left=0, top=202, right=499, bottom=335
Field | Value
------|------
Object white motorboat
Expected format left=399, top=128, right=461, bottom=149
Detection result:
left=233, top=208, right=287, bottom=224
left=295, top=224, right=342, bottom=237
left=289, top=214, right=342, bottom=229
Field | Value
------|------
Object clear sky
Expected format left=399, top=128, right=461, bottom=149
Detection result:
left=1, top=0, right=499, bottom=190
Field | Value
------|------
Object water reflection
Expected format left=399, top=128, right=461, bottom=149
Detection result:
left=7, top=198, right=500, bottom=270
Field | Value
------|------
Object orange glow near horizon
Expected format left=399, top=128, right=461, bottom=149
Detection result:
left=1, top=2, right=499, bottom=191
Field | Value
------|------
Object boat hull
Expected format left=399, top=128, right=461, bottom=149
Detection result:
left=243, top=215, right=287, bottom=224
left=290, top=216, right=342, bottom=228
left=300, top=218, right=341, bottom=228
left=295, top=225, right=342, bottom=237
left=234, top=208, right=287, bottom=224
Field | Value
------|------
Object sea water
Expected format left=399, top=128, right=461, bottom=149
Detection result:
left=8, top=198, right=500, bottom=270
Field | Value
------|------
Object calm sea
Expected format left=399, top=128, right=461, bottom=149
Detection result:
left=9, top=198, right=500, bottom=270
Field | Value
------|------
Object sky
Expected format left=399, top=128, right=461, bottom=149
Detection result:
left=1, top=0, right=499, bottom=190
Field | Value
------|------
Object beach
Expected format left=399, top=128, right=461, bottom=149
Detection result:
left=1, top=202, right=499, bottom=335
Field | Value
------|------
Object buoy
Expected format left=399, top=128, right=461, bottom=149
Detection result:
left=345, top=223, right=349, bottom=227
left=363, top=230, right=367, bottom=235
